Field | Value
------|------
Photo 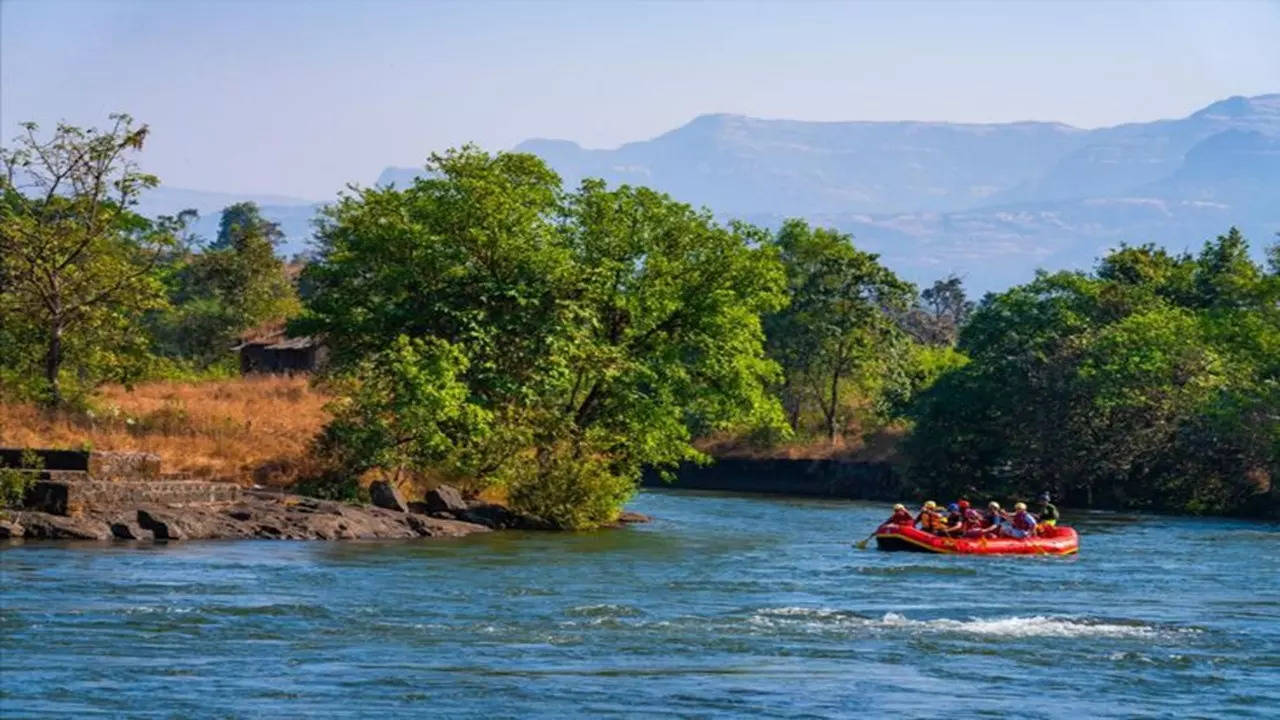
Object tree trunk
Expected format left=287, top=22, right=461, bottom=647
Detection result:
left=44, top=323, right=64, bottom=406
left=826, top=370, right=841, bottom=444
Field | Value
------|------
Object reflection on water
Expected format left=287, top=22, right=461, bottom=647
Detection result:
left=2, top=490, right=1277, bottom=717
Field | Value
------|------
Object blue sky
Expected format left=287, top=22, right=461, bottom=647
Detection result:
left=3, top=0, right=1278, bottom=198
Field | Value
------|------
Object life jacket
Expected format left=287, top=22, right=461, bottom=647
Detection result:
left=963, top=509, right=984, bottom=529
left=1012, top=511, right=1037, bottom=531
left=918, top=510, right=946, bottom=533
left=890, top=509, right=913, bottom=525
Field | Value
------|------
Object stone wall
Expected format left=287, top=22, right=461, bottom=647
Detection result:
left=642, top=457, right=903, bottom=501
left=24, top=480, right=241, bottom=517
left=0, top=449, right=160, bottom=480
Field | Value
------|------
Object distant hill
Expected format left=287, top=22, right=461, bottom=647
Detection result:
left=380, top=93, right=1280, bottom=292
left=134, top=187, right=321, bottom=258
left=143, top=95, right=1279, bottom=292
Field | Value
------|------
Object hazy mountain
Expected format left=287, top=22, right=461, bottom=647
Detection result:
left=380, top=93, right=1279, bottom=292
left=135, top=187, right=322, bottom=257
left=143, top=95, right=1277, bottom=292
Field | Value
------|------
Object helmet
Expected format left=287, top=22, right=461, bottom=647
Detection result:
left=893, top=503, right=906, bottom=511
left=958, top=500, right=970, bottom=510
left=1014, top=502, right=1027, bottom=511
left=923, top=500, right=937, bottom=509
left=1039, top=492, right=1051, bottom=502
left=947, top=503, right=959, bottom=512
left=988, top=501, right=1001, bottom=510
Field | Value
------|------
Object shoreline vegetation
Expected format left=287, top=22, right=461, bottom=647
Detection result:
left=3, top=117, right=1278, bottom=528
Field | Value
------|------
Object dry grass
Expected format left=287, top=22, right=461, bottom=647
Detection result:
left=0, top=375, right=332, bottom=486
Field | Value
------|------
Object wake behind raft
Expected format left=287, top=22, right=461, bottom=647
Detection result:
left=873, top=523, right=1079, bottom=555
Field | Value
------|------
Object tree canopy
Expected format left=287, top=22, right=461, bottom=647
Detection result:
left=905, top=229, right=1279, bottom=515
left=0, top=115, right=173, bottom=404
left=297, top=146, right=788, bottom=527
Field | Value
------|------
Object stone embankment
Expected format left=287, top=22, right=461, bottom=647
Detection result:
left=1, top=449, right=648, bottom=542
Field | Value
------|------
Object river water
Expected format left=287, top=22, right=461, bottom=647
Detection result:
left=2, top=490, right=1278, bottom=718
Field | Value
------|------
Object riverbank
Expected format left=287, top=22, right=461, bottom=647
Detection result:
left=1, top=490, right=489, bottom=541
left=646, top=457, right=1280, bottom=520
left=2, top=488, right=652, bottom=542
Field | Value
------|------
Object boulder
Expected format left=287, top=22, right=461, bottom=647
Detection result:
left=0, top=518, right=24, bottom=538
left=424, top=484, right=468, bottom=514
left=369, top=481, right=409, bottom=513
left=461, top=502, right=553, bottom=530
left=13, top=512, right=111, bottom=540
left=617, top=511, right=652, bottom=524
left=110, top=519, right=151, bottom=540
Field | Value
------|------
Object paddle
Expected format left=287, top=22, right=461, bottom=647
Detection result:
left=853, top=530, right=877, bottom=550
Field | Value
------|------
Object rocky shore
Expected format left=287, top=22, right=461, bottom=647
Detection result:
left=0, top=484, right=650, bottom=542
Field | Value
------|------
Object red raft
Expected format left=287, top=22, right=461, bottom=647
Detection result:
left=874, top=523, right=1079, bottom=555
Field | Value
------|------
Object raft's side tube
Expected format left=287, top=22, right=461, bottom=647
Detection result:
left=873, top=523, right=1078, bottom=555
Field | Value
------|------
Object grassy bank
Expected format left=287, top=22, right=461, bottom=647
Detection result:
left=0, top=376, right=330, bottom=487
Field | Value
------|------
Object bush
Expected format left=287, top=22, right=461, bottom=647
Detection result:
left=506, top=444, right=637, bottom=530
left=0, top=449, right=41, bottom=509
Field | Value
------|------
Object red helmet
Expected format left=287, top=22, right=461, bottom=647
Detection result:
left=957, top=500, right=970, bottom=510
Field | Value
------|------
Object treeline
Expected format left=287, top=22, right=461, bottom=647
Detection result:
left=3, top=117, right=1276, bottom=524
left=0, top=117, right=299, bottom=403
left=907, top=232, right=1280, bottom=516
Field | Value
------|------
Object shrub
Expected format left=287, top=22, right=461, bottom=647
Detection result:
left=506, top=443, right=637, bottom=530
left=0, top=449, right=41, bottom=509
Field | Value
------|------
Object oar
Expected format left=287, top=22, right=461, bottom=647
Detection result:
left=853, top=529, right=878, bottom=550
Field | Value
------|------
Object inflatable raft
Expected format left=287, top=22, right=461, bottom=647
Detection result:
left=873, top=523, right=1079, bottom=555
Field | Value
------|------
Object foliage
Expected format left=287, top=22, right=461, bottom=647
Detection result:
left=764, top=219, right=915, bottom=442
left=0, top=450, right=41, bottom=509
left=148, top=203, right=300, bottom=369
left=315, top=335, right=490, bottom=482
left=0, top=115, right=175, bottom=405
left=297, top=146, right=788, bottom=527
left=900, top=275, right=975, bottom=346
left=906, top=228, right=1279, bottom=515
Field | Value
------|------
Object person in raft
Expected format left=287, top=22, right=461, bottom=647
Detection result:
left=1005, top=502, right=1039, bottom=539
left=888, top=503, right=914, bottom=525
left=942, top=503, right=965, bottom=537
left=962, top=503, right=989, bottom=537
left=1035, top=492, right=1060, bottom=528
left=914, top=501, right=948, bottom=534
left=967, top=501, right=1006, bottom=538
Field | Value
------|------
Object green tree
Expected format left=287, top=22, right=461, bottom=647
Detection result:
left=151, top=202, right=300, bottom=368
left=298, top=147, right=788, bottom=527
left=901, top=275, right=975, bottom=346
left=765, top=219, right=915, bottom=442
left=906, top=228, right=1279, bottom=516
left=0, top=115, right=173, bottom=404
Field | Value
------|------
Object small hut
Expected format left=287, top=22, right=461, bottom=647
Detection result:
left=235, top=325, right=326, bottom=375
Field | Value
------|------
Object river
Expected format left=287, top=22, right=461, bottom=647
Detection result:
left=2, top=490, right=1278, bottom=718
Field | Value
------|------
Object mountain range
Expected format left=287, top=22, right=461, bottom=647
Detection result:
left=149, top=94, right=1280, bottom=292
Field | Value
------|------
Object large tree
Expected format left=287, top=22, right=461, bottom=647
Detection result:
left=765, top=220, right=915, bottom=442
left=0, top=115, right=172, bottom=404
left=297, top=147, right=787, bottom=527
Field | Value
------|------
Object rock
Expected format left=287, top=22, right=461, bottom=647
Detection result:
left=617, top=511, right=651, bottom=524
left=461, top=502, right=553, bottom=530
left=369, top=481, right=409, bottom=513
left=12, top=512, right=111, bottom=540
left=137, top=508, right=188, bottom=540
left=0, top=518, right=24, bottom=538
left=137, top=507, right=232, bottom=540
left=424, top=484, right=468, bottom=514
left=110, top=520, right=151, bottom=540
